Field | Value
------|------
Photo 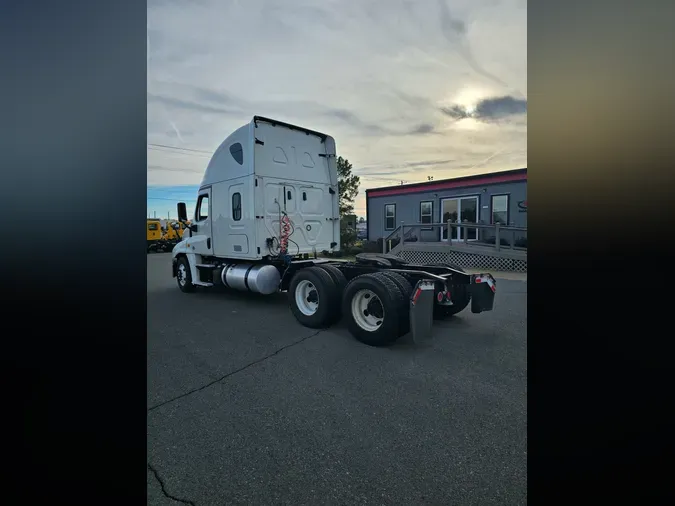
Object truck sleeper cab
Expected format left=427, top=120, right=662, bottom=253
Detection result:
left=171, top=116, right=496, bottom=346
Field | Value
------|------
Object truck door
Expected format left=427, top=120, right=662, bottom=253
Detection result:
left=295, top=184, right=335, bottom=249
left=190, top=187, right=213, bottom=255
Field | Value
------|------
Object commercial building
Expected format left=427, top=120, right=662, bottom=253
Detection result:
left=365, top=168, right=527, bottom=242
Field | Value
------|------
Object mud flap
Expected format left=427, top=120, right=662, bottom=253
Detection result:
left=409, top=279, right=436, bottom=344
left=470, top=274, right=496, bottom=313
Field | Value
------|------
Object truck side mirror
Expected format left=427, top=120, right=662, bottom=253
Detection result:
left=177, top=202, right=188, bottom=222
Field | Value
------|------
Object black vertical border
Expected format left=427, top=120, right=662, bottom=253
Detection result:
left=0, top=0, right=147, bottom=502
left=529, top=0, right=675, bottom=502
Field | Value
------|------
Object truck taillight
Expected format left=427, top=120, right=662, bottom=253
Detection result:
left=437, top=291, right=451, bottom=302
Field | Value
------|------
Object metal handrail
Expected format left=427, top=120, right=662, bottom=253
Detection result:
left=382, top=220, right=527, bottom=253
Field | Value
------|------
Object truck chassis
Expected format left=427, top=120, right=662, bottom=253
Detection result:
left=172, top=252, right=496, bottom=347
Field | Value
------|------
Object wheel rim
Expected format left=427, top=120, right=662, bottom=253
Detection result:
left=351, top=289, right=384, bottom=332
left=295, top=279, right=319, bottom=316
left=177, top=264, right=187, bottom=286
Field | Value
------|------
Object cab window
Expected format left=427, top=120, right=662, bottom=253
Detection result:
left=196, top=194, right=209, bottom=221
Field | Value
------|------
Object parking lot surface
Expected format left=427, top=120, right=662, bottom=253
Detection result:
left=147, top=253, right=527, bottom=505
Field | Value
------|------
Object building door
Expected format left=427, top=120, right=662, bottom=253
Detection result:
left=440, top=196, right=479, bottom=241
left=440, top=198, right=459, bottom=241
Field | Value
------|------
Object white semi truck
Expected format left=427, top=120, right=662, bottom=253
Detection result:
left=172, top=116, right=496, bottom=346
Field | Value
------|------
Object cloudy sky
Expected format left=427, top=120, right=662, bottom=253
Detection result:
left=147, top=0, right=526, bottom=219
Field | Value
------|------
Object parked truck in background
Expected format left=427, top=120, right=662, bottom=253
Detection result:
left=162, top=220, right=187, bottom=248
left=147, top=219, right=165, bottom=252
left=171, top=116, right=496, bottom=346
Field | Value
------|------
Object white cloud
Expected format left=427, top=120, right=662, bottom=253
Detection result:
left=148, top=0, right=526, bottom=217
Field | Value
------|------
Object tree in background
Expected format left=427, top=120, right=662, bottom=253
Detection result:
left=337, top=156, right=360, bottom=249
left=337, top=156, right=360, bottom=217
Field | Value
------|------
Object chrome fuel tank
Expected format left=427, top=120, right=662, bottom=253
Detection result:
left=221, top=263, right=281, bottom=295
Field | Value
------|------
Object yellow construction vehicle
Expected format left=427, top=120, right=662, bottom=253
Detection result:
left=162, top=220, right=188, bottom=248
left=147, top=219, right=165, bottom=252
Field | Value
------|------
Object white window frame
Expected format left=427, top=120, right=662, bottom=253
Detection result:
left=384, top=203, right=396, bottom=231
left=420, top=200, right=433, bottom=230
left=491, top=194, right=510, bottom=225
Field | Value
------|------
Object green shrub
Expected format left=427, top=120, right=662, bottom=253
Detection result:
left=485, top=236, right=511, bottom=246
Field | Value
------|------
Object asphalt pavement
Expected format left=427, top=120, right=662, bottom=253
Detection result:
left=147, top=253, right=527, bottom=505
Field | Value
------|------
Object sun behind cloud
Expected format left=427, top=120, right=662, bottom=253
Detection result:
left=146, top=0, right=527, bottom=219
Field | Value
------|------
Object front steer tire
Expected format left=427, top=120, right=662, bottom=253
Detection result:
left=176, top=257, right=196, bottom=293
left=342, top=273, right=405, bottom=347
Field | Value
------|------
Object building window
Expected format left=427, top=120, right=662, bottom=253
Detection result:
left=420, top=201, right=433, bottom=229
left=232, top=192, right=242, bottom=221
left=385, top=204, right=396, bottom=230
left=229, top=143, right=244, bottom=165
left=196, top=194, right=209, bottom=221
left=491, top=194, right=509, bottom=225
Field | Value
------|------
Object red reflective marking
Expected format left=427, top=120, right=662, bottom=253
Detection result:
left=366, top=172, right=527, bottom=198
left=412, top=287, right=422, bottom=305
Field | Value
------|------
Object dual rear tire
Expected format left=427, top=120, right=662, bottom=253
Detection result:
left=287, top=265, right=345, bottom=329
left=341, top=272, right=412, bottom=347
left=288, top=266, right=413, bottom=347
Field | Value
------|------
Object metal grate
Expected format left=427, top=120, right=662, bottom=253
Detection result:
left=397, top=249, right=527, bottom=273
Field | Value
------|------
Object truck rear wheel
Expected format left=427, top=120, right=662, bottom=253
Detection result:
left=316, top=264, right=347, bottom=294
left=342, top=273, right=404, bottom=346
left=315, top=264, right=348, bottom=321
left=431, top=263, right=471, bottom=319
left=288, top=267, right=340, bottom=329
left=176, top=257, right=195, bottom=293
left=374, top=271, right=413, bottom=336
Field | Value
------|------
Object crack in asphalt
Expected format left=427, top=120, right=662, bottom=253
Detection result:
left=148, top=463, right=196, bottom=505
left=148, top=330, right=324, bottom=413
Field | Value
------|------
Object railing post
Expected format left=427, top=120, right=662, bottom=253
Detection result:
left=400, top=221, right=405, bottom=246
left=463, top=221, right=469, bottom=244
left=447, top=220, right=452, bottom=244
left=382, top=234, right=386, bottom=254
left=495, top=223, right=501, bottom=252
